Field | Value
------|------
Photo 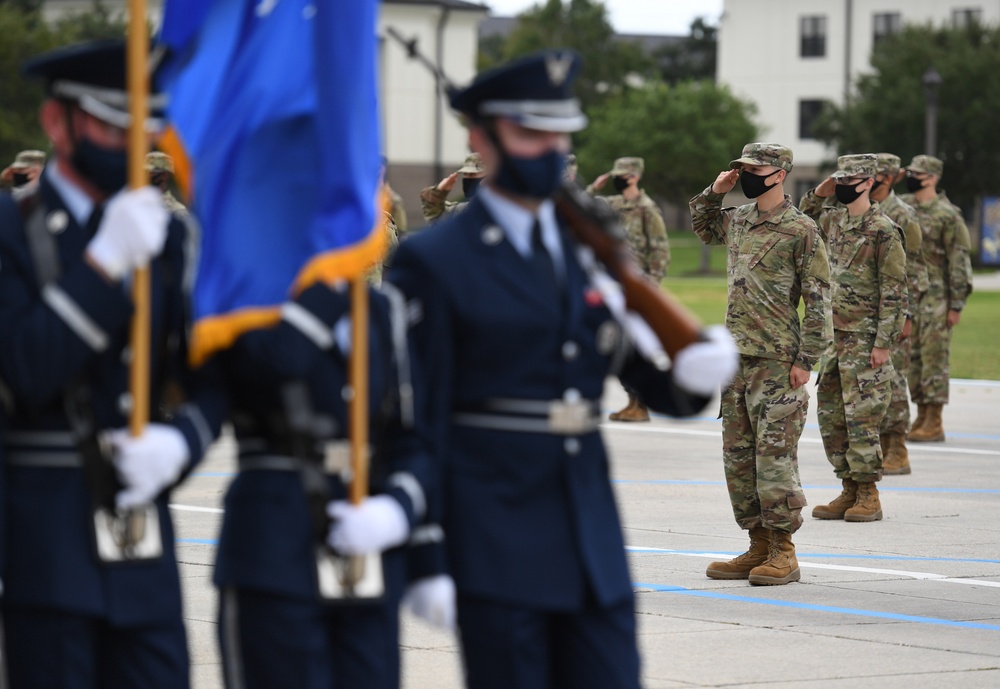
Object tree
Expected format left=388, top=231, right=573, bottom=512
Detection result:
left=578, top=79, right=757, bottom=208
left=655, top=17, right=717, bottom=84
left=0, top=3, right=129, bottom=165
left=486, top=0, right=653, bottom=110
left=813, top=21, right=1000, bottom=212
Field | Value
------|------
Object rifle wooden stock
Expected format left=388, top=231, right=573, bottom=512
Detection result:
left=555, top=182, right=702, bottom=359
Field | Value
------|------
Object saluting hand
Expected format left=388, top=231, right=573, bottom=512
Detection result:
left=590, top=173, right=611, bottom=191
left=711, top=169, right=739, bottom=195
left=437, top=172, right=459, bottom=192
left=814, top=177, right=837, bottom=198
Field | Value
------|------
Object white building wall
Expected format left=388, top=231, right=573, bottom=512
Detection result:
left=378, top=4, right=484, bottom=169
left=719, top=0, right=1000, bottom=172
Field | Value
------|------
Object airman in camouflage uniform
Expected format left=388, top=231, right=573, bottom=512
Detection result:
left=800, top=154, right=907, bottom=524
left=419, top=152, right=486, bottom=222
left=691, top=142, right=832, bottom=586
left=899, top=155, right=973, bottom=443
left=870, top=154, right=927, bottom=475
left=0, top=149, right=46, bottom=189
left=591, top=157, right=671, bottom=422
left=145, top=151, right=188, bottom=215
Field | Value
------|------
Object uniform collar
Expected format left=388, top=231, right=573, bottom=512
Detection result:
left=478, top=184, right=564, bottom=271
left=44, top=162, right=95, bottom=227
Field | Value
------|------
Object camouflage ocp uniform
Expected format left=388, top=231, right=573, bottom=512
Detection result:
left=800, top=155, right=907, bottom=483
left=419, top=152, right=484, bottom=223
left=690, top=143, right=832, bottom=534
left=900, top=156, right=973, bottom=406
left=877, top=182, right=926, bottom=436
left=144, top=151, right=188, bottom=215
left=598, top=158, right=670, bottom=280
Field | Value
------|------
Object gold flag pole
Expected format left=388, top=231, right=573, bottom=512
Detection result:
left=348, top=275, right=369, bottom=505
left=127, top=0, right=150, bottom=436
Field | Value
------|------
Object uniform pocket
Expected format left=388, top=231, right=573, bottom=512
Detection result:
left=748, top=236, right=780, bottom=269
left=856, top=361, right=894, bottom=390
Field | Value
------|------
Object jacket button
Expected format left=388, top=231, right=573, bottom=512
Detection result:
left=118, top=393, right=133, bottom=415
left=561, top=341, right=579, bottom=360
left=564, top=438, right=581, bottom=455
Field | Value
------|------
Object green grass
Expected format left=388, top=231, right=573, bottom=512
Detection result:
left=659, top=232, right=1000, bottom=380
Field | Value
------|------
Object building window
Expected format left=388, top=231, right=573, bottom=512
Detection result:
left=799, top=100, right=827, bottom=140
left=800, top=16, right=827, bottom=58
left=953, top=8, right=982, bottom=28
left=873, top=13, right=902, bottom=49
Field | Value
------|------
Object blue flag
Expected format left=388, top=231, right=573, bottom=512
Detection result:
left=158, top=0, right=385, bottom=365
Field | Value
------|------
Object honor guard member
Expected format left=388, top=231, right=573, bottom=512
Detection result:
left=210, top=274, right=441, bottom=687
left=801, top=154, right=907, bottom=523
left=900, top=155, right=973, bottom=443
left=419, top=152, right=486, bottom=222
left=1, top=149, right=47, bottom=189
left=590, top=157, right=670, bottom=422
left=386, top=50, right=735, bottom=689
left=691, top=143, right=832, bottom=586
left=869, top=153, right=927, bottom=474
left=0, top=41, right=226, bottom=688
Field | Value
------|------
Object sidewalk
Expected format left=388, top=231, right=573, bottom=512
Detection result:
left=973, top=270, right=1000, bottom=291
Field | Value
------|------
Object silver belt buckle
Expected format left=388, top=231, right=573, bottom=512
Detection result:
left=549, top=400, right=591, bottom=435
left=323, top=440, right=352, bottom=479
left=93, top=504, right=163, bottom=563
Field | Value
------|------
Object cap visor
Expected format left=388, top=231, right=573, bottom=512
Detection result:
left=729, top=157, right=765, bottom=169
left=510, top=113, right=588, bottom=133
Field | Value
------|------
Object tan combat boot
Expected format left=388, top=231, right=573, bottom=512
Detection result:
left=908, top=404, right=927, bottom=437
left=908, top=404, right=944, bottom=442
left=844, top=481, right=883, bottom=522
left=882, top=433, right=911, bottom=475
left=706, top=526, right=771, bottom=580
left=811, top=478, right=858, bottom=519
left=608, top=393, right=650, bottom=422
left=748, top=531, right=800, bottom=586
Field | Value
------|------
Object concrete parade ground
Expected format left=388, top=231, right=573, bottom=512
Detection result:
left=173, top=377, right=1000, bottom=689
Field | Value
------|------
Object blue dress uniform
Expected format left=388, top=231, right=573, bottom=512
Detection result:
left=0, top=41, right=227, bottom=689
left=385, top=49, right=711, bottom=689
left=211, top=281, right=435, bottom=689
left=0, top=171, right=224, bottom=687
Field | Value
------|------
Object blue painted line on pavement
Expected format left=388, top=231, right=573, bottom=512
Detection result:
left=627, top=549, right=1000, bottom=564
left=177, top=538, right=218, bottom=545
left=635, top=582, right=1000, bottom=631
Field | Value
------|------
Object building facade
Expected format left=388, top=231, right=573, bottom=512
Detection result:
left=718, top=0, right=1000, bottom=198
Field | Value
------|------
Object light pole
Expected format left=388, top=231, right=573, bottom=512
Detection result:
left=922, top=67, right=942, bottom=157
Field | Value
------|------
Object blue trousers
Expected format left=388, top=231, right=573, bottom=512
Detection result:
left=218, top=587, right=401, bottom=689
left=2, top=605, right=189, bottom=689
left=458, top=593, right=641, bottom=689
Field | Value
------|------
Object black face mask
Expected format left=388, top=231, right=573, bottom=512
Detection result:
left=739, top=170, right=779, bottom=199
left=462, top=176, right=482, bottom=200
left=612, top=176, right=630, bottom=193
left=905, top=175, right=927, bottom=193
left=493, top=149, right=566, bottom=199
left=72, top=136, right=128, bottom=195
left=835, top=180, right=869, bottom=205
left=12, top=172, right=31, bottom=187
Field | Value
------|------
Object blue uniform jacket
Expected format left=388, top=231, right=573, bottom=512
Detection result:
left=0, top=176, right=226, bottom=625
left=212, top=282, right=436, bottom=602
left=386, top=196, right=709, bottom=611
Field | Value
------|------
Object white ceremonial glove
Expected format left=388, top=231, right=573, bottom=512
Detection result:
left=110, top=423, right=190, bottom=510
left=403, top=575, right=457, bottom=631
left=672, top=325, right=740, bottom=397
left=326, top=495, right=409, bottom=555
left=86, top=187, right=169, bottom=281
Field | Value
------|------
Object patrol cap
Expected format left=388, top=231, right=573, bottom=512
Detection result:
left=449, top=49, right=587, bottom=133
left=145, top=151, right=174, bottom=174
left=831, top=153, right=877, bottom=179
left=908, top=154, right=943, bottom=176
left=610, top=157, right=644, bottom=177
left=456, top=152, right=485, bottom=176
left=12, top=150, right=46, bottom=170
left=729, top=142, right=793, bottom=172
left=21, top=39, right=166, bottom=132
left=874, top=152, right=901, bottom=175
